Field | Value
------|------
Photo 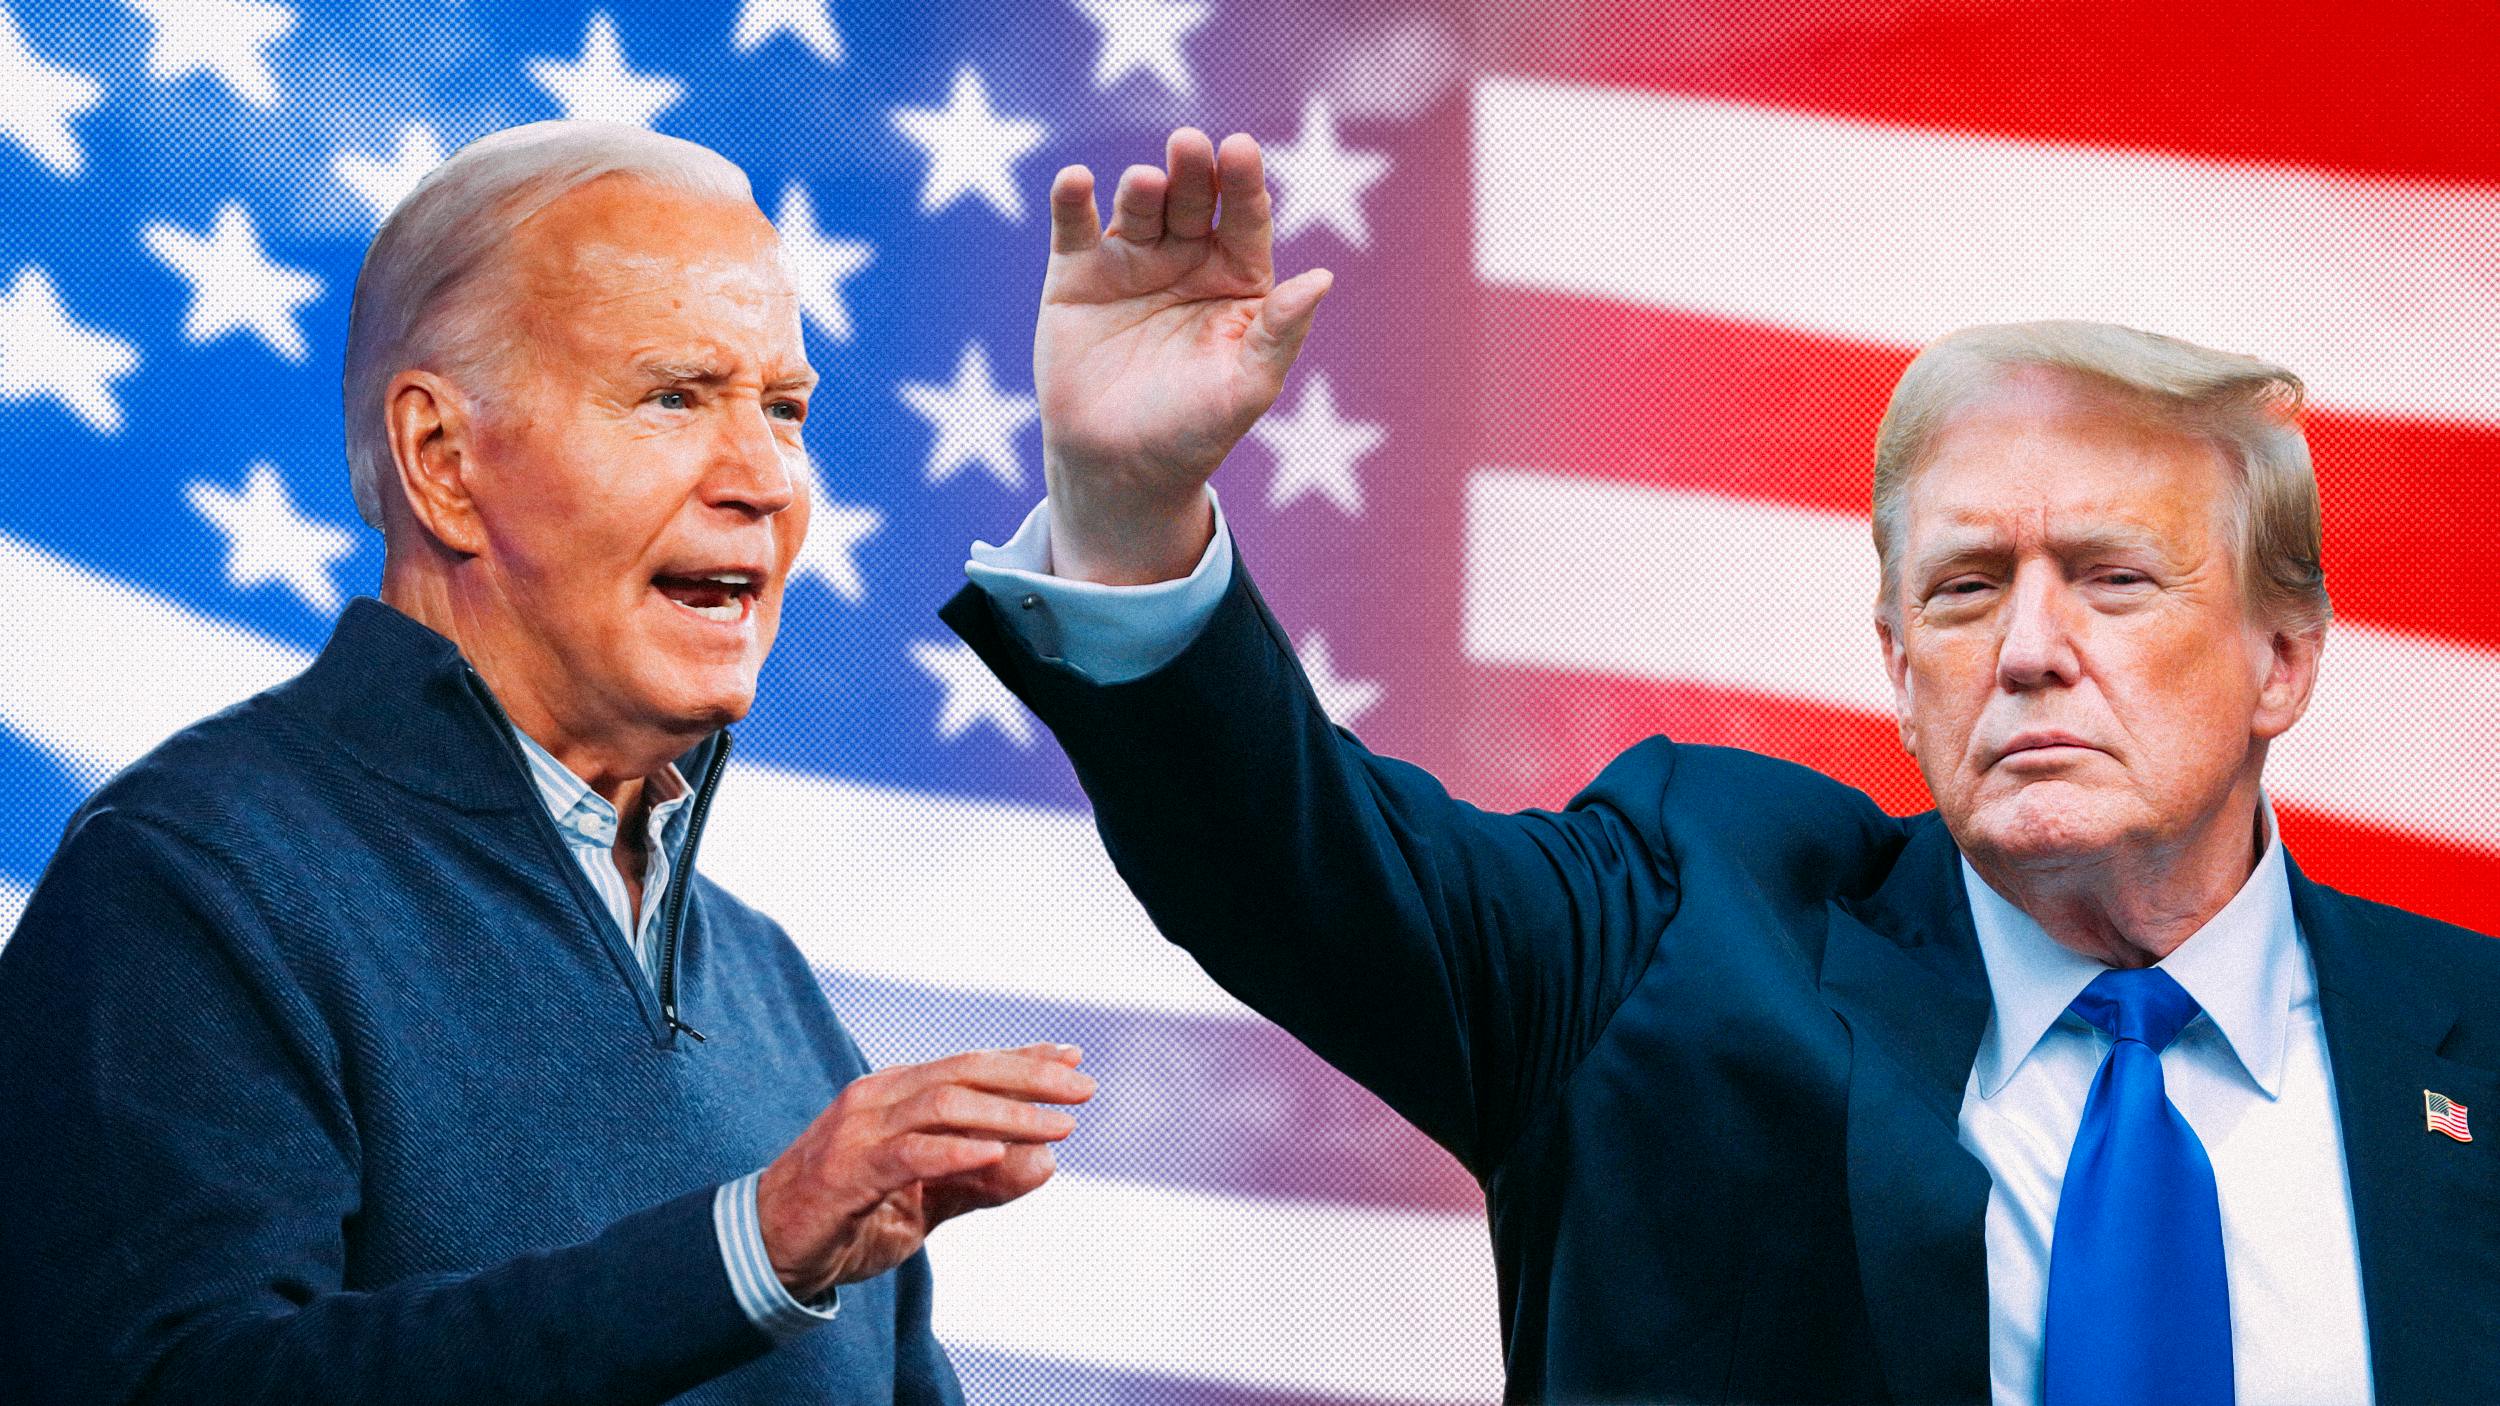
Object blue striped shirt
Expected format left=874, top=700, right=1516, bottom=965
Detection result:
left=504, top=723, right=842, bottom=1342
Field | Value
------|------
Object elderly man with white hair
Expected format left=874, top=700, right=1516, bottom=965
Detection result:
left=939, top=129, right=2500, bottom=1404
left=0, top=122, right=1095, bottom=1404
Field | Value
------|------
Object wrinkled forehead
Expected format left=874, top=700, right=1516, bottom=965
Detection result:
left=1904, top=372, right=2237, bottom=552
left=504, top=176, right=796, bottom=337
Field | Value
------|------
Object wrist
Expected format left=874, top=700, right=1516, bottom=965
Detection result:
left=1042, top=456, right=1216, bottom=585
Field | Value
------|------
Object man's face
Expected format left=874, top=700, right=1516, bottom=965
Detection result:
left=456, top=176, right=815, bottom=747
left=1878, top=372, right=2312, bottom=870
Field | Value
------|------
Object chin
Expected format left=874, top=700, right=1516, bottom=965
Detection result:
left=1957, top=780, right=2133, bottom=868
left=636, top=662, right=760, bottom=735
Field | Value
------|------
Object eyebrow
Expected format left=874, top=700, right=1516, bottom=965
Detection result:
left=1907, top=525, right=2171, bottom=578
left=635, top=358, right=818, bottom=392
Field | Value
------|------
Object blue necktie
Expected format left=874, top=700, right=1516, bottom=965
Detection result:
left=2042, top=967, right=2233, bottom=1406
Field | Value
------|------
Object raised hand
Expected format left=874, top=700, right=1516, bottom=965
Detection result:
left=1036, top=127, right=1335, bottom=584
left=753, top=1044, right=1094, bottom=1300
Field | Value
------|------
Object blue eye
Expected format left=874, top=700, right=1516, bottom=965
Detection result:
left=656, top=390, right=688, bottom=410
left=769, top=400, right=801, bottom=421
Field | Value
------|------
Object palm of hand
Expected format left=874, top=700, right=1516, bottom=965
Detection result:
left=1033, top=129, right=1333, bottom=498
left=1037, top=234, right=1276, bottom=487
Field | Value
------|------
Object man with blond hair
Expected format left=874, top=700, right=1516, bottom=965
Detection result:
left=940, top=128, right=2500, bottom=1404
left=0, top=122, right=1095, bottom=1403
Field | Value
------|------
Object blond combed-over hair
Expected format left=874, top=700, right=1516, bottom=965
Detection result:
left=1870, top=321, right=2329, bottom=634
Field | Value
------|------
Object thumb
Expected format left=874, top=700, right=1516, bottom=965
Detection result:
left=1245, top=268, right=1334, bottom=374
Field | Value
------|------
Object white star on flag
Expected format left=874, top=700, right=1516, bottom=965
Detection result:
left=333, top=123, right=444, bottom=225
left=732, top=0, right=843, bottom=64
left=772, top=182, right=875, bottom=343
left=1265, top=97, right=1392, bottom=248
left=890, top=67, right=1047, bottom=221
left=141, top=203, right=324, bottom=363
left=1251, top=371, right=1386, bottom=514
left=527, top=12, right=683, bottom=129
left=185, top=461, right=359, bottom=613
left=125, top=0, right=296, bottom=110
left=790, top=474, right=882, bottom=603
left=1297, top=632, right=1385, bottom=729
left=0, top=5, right=104, bottom=178
left=908, top=638, right=1036, bottom=746
left=0, top=265, right=140, bottom=434
left=1070, top=0, right=1213, bottom=96
left=897, top=342, right=1036, bottom=489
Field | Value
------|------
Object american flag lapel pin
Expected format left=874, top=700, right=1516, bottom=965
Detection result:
left=2425, top=1090, right=2473, bottom=1142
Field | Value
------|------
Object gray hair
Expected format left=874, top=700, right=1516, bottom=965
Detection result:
left=1870, top=320, right=2329, bottom=634
left=339, top=121, right=755, bottom=530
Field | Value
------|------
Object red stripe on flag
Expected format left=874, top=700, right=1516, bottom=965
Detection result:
left=1479, top=0, right=2500, bottom=187
left=1471, top=291, right=2500, bottom=653
left=1442, top=666, right=2500, bottom=938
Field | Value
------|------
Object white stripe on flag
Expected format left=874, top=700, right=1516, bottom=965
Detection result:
left=1471, top=76, right=2500, bottom=425
left=927, top=1170, right=1501, bottom=1402
left=0, top=533, right=314, bottom=782
left=1462, top=469, right=2500, bottom=849
left=0, top=533, right=1248, bottom=1021
left=700, top=763, right=1255, bottom=1021
left=1462, top=471, right=1891, bottom=714
left=0, top=876, right=28, bottom=948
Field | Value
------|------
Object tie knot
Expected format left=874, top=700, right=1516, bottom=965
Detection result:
left=2069, top=966, right=2202, bottom=1052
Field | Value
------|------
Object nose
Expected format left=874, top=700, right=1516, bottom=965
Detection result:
left=1996, top=560, right=2084, bottom=692
left=702, top=399, right=800, bottom=518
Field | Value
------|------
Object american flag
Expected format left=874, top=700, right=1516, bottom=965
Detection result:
left=2427, top=1091, right=2473, bottom=1144
left=1, top=2, right=2494, bottom=1403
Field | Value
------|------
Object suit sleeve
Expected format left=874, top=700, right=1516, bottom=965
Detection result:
left=941, top=557, right=1685, bottom=1174
left=0, top=811, right=777, bottom=1405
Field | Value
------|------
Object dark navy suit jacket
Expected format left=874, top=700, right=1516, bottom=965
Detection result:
left=944, top=560, right=2500, bottom=1405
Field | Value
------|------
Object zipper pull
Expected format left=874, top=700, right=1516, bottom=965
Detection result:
left=665, top=1007, right=707, bottom=1042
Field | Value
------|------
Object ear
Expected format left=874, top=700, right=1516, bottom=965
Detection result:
left=384, top=369, right=489, bottom=557
left=1876, top=604, right=1918, bottom=757
left=2250, top=618, right=2326, bottom=742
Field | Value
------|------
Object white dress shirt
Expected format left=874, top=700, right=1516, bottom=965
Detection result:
left=968, top=496, right=2381, bottom=1403
left=1959, top=800, right=2372, bottom=1405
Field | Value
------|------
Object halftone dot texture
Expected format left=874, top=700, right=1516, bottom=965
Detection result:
left=0, top=0, right=2495, bottom=1403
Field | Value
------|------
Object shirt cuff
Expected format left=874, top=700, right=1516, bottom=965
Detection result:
left=713, top=1169, right=840, bottom=1344
left=962, top=485, right=1235, bottom=684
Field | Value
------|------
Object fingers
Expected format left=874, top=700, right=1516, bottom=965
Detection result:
left=884, top=1082, right=1080, bottom=1145
left=1246, top=267, right=1335, bottom=374
left=926, top=1141, right=1058, bottom=1223
left=894, top=1047, right=1097, bottom=1103
left=838, top=1047, right=1093, bottom=1142
left=875, top=1132, right=1007, bottom=1187
left=1107, top=163, right=1168, bottom=243
left=1049, top=165, right=1101, bottom=255
left=1213, top=132, right=1271, bottom=265
left=1163, top=127, right=1219, bottom=240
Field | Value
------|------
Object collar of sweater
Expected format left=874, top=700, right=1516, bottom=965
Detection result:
left=279, top=596, right=727, bottom=816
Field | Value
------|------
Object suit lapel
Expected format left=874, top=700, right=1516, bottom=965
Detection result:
left=2291, top=855, right=2500, bottom=1403
left=1821, top=816, right=1996, bottom=1405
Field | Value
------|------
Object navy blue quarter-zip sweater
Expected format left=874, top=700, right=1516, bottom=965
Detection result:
left=0, top=598, right=961, bottom=1405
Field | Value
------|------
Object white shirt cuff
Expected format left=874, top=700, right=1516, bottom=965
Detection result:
left=962, top=485, right=1235, bottom=684
left=713, top=1169, right=840, bottom=1343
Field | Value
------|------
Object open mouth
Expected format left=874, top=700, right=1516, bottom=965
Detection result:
left=652, top=571, right=760, bottom=623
